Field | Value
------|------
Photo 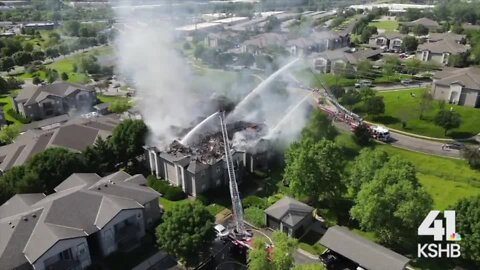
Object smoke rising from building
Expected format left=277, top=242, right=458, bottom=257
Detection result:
left=114, top=3, right=313, bottom=150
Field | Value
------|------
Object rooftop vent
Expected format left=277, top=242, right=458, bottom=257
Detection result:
left=23, top=217, right=28, bottom=222
left=97, top=187, right=101, bottom=190
left=104, top=184, right=108, bottom=187
left=32, top=214, right=37, bottom=218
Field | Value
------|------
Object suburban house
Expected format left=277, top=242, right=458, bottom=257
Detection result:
left=427, top=32, right=466, bottom=44
left=320, top=226, right=410, bottom=270
left=311, top=48, right=383, bottom=74
left=431, top=67, right=480, bottom=107
left=0, top=171, right=161, bottom=270
left=402, top=17, right=440, bottom=32
left=204, top=32, right=241, bottom=49
left=368, top=32, right=406, bottom=51
left=0, top=115, right=119, bottom=173
left=264, top=196, right=314, bottom=238
left=14, top=82, right=97, bottom=121
left=241, top=33, right=286, bottom=55
left=416, top=38, right=468, bottom=65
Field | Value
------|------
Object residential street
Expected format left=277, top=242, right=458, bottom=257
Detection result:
left=333, top=121, right=461, bottom=158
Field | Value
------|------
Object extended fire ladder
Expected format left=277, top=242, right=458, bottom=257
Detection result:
left=219, top=111, right=247, bottom=238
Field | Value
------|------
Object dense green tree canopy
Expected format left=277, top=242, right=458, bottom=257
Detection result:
left=462, top=146, right=480, bottom=170
left=453, top=196, right=480, bottom=263
left=350, top=156, right=433, bottom=246
left=109, top=119, right=148, bottom=166
left=271, top=231, right=298, bottom=270
left=301, top=110, right=337, bottom=142
left=401, top=36, right=419, bottom=52
left=434, top=109, right=461, bottom=136
left=347, top=148, right=389, bottom=197
left=247, top=238, right=271, bottom=270
left=155, top=202, right=215, bottom=266
left=364, top=96, right=385, bottom=115
left=284, top=138, right=344, bottom=203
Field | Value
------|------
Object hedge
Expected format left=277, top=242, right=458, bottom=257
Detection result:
left=147, top=176, right=186, bottom=201
left=244, top=207, right=266, bottom=228
left=242, top=195, right=267, bottom=209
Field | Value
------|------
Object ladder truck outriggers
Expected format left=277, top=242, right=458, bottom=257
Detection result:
left=219, top=112, right=253, bottom=248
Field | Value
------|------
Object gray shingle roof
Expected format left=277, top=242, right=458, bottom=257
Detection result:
left=320, top=226, right=410, bottom=270
left=417, top=39, right=468, bottom=54
left=433, top=67, right=480, bottom=90
left=403, top=17, right=440, bottom=28
left=0, top=172, right=160, bottom=268
left=243, top=33, right=286, bottom=48
left=264, top=196, right=313, bottom=227
left=16, top=82, right=94, bottom=106
left=0, top=115, right=119, bottom=172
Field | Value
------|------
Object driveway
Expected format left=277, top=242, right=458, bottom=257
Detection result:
left=373, top=81, right=431, bottom=91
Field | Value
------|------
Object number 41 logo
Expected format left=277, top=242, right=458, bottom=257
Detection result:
left=418, top=210, right=462, bottom=241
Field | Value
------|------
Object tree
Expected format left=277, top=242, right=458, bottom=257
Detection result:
left=356, top=60, right=373, bottom=79
left=108, top=100, right=131, bottom=113
left=193, top=44, right=205, bottom=60
left=26, top=148, right=87, bottom=194
left=271, top=231, right=298, bottom=270
left=244, top=207, right=266, bottom=227
left=32, top=76, right=42, bottom=85
left=352, top=123, right=372, bottom=147
left=383, top=55, right=401, bottom=75
left=248, top=238, right=271, bottom=270
left=448, top=53, right=468, bottom=68
left=0, top=57, right=15, bottom=71
left=399, top=25, right=410, bottom=34
left=360, top=26, right=378, bottom=43
left=32, top=50, right=45, bottom=61
left=462, top=146, right=480, bottom=170
left=453, top=196, right=480, bottom=263
left=347, top=149, right=389, bottom=197
left=330, top=85, right=345, bottom=99
left=109, top=119, right=148, bottom=167
left=0, top=124, right=20, bottom=144
left=61, top=72, right=69, bottom=81
left=364, top=96, right=385, bottom=115
left=155, top=202, right=215, bottom=266
left=237, top=52, right=255, bottom=67
left=404, top=58, right=422, bottom=74
left=301, top=110, right=338, bottom=141
left=401, top=36, right=418, bottom=52
left=45, top=47, right=59, bottom=59
left=350, top=157, right=433, bottom=246
left=413, top=24, right=429, bottom=36
left=284, top=139, right=344, bottom=204
left=265, top=15, right=281, bottom=32
left=65, top=20, right=81, bottom=36
left=418, top=92, right=433, bottom=119
left=293, top=264, right=326, bottom=270
left=83, top=136, right=116, bottom=175
left=434, top=109, right=461, bottom=136
left=340, top=89, right=361, bottom=109
left=12, top=51, right=33, bottom=66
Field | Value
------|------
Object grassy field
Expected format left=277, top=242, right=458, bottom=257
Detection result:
left=97, top=95, right=131, bottom=104
left=369, top=19, right=399, bottom=32
left=17, top=46, right=113, bottom=84
left=158, top=197, right=187, bottom=212
left=370, top=88, right=480, bottom=138
left=335, top=133, right=480, bottom=209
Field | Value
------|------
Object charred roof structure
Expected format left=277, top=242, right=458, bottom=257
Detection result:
left=145, top=120, right=269, bottom=196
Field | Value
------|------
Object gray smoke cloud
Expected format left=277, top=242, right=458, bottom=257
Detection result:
left=114, top=4, right=313, bottom=149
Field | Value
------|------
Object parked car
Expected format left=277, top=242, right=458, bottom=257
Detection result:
left=354, top=80, right=373, bottom=88
left=401, top=79, right=413, bottom=85
left=214, top=224, right=230, bottom=238
left=443, top=143, right=465, bottom=150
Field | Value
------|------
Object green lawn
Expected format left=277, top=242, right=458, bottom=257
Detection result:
left=335, top=132, right=480, bottom=209
left=369, top=20, right=399, bottom=32
left=206, top=203, right=226, bottom=216
left=0, top=91, right=29, bottom=125
left=370, top=88, right=480, bottom=138
left=158, top=197, right=187, bottom=212
left=97, top=95, right=131, bottom=104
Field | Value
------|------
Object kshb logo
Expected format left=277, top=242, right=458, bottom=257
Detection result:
left=417, top=210, right=461, bottom=258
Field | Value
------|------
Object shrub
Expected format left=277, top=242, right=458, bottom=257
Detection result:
left=267, top=193, right=284, bottom=206
left=242, top=195, right=267, bottom=209
left=244, top=207, right=266, bottom=227
left=147, top=176, right=186, bottom=201
left=196, top=194, right=209, bottom=205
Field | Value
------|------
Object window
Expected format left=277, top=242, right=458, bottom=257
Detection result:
left=145, top=202, right=150, bottom=210
left=60, top=249, right=72, bottom=261
left=77, top=243, right=87, bottom=259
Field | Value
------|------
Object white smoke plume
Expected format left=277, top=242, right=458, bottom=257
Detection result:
left=114, top=4, right=313, bottom=149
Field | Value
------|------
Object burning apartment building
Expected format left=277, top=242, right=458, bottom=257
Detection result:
left=145, top=120, right=269, bottom=196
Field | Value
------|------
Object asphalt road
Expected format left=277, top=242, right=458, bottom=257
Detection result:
left=373, top=81, right=431, bottom=91
left=334, top=121, right=461, bottom=158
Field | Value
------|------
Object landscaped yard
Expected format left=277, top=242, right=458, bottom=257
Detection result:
left=0, top=91, right=30, bottom=125
left=369, top=19, right=399, bottom=32
left=369, top=88, right=480, bottom=138
left=97, top=94, right=131, bottom=104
